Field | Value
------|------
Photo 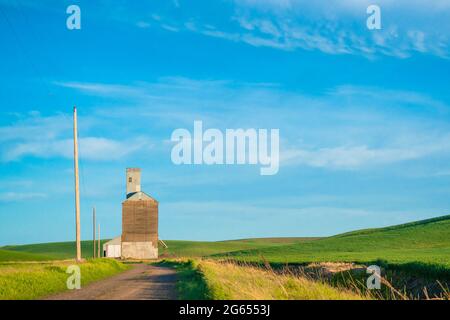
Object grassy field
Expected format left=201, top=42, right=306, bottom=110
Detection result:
left=159, top=238, right=319, bottom=257
left=160, top=259, right=366, bottom=300
left=162, top=215, right=450, bottom=297
left=0, top=238, right=316, bottom=262
left=2, top=215, right=450, bottom=294
left=1, top=240, right=111, bottom=261
left=2, top=215, right=449, bottom=274
left=0, top=259, right=130, bottom=300
left=1, top=215, right=449, bottom=300
left=0, top=249, right=53, bottom=262
left=212, top=215, right=450, bottom=277
left=2, top=215, right=450, bottom=273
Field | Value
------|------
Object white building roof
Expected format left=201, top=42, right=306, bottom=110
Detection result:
left=103, top=236, right=121, bottom=248
left=125, top=191, right=158, bottom=202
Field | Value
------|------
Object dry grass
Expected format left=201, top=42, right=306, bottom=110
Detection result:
left=164, top=258, right=450, bottom=300
left=197, top=259, right=368, bottom=300
left=302, top=262, right=450, bottom=300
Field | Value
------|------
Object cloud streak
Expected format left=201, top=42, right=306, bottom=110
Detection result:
left=0, top=112, right=153, bottom=162
left=3, top=137, right=151, bottom=162
left=141, top=0, right=450, bottom=59
left=0, top=192, right=47, bottom=202
left=282, top=141, right=450, bottom=169
left=55, top=78, right=450, bottom=171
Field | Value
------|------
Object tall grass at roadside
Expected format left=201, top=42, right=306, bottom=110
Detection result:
left=216, top=256, right=450, bottom=300
left=330, top=264, right=450, bottom=300
left=0, top=259, right=130, bottom=300
left=158, top=259, right=211, bottom=299
left=162, top=259, right=367, bottom=300
left=200, top=259, right=368, bottom=300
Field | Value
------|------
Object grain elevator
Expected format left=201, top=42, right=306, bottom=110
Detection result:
left=121, top=168, right=158, bottom=259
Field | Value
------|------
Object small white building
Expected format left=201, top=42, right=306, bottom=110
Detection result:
left=103, top=236, right=121, bottom=258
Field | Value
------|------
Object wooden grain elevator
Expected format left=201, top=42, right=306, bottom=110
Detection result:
left=121, top=168, right=158, bottom=259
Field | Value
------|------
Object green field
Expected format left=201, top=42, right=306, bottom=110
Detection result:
left=1, top=240, right=111, bottom=261
left=159, top=238, right=319, bottom=257
left=2, top=215, right=450, bottom=277
left=0, top=249, right=53, bottom=262
left=1, top=215, right=450, bottom=300
left=0, top=238, right=316, bottom=262
left=0, top=259, right=130, bottom=300
left=213, top=215, right=450, bottom=278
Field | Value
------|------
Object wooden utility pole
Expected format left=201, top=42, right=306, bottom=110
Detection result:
left=93, top=207, right=96, bottom=259
left=98, top=223, right=101, bottom=258
left=73, top=106, right=82, bottom=262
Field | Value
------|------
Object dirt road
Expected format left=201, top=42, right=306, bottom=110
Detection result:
left=45, top=264, right=177, bottom=300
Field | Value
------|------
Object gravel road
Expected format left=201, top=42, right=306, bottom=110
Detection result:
left=45, top=264, right=177, bottom=300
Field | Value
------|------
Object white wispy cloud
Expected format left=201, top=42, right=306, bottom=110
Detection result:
left=0, top=113, right=72, bottom=142
left=3, top=137, right=151, bottom=162
left=0, top=112, right=153, bottom=162
left=55, top=78, right=450, bottom=171
left=281, top=141, right=450, bottom=169
left=143, top=0, right=449, bottom=58
left=136, top=21, right=151, bottom=28
left=234, top=0, right=450, bottom=12
left=0, top=192, right=47, bottom=202
left=184, top=17, right=447, bottom=58
left=330, top=85, right=450, bottom=112
left=4, top=0, right=448, bottom=58
left=55, top=81, right=147, bottom=99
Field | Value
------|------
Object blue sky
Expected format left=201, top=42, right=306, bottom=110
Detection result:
left=0, top=0, right=450, bottom=245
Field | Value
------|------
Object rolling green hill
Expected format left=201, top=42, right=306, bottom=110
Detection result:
left=1, top=240, right=110, bottom=262
left=216, top=215, right=450, bottom=275
left=0, top=249, right=53, bottom=262
left=159, top=238, right=319, bottom=257
left=2, top=215, right=450, bottom=276
left=1, top=238, right=314, bottom=262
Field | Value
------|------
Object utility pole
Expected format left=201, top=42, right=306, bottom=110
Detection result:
left=73, top=106, right=82, bottom=262
left=93, top=207, right=96, bottom=259
left=98, top=223, right=101, bottom=258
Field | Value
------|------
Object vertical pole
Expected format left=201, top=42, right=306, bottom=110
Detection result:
left=93, top=207, right=96, bottom=259
left=73, top=106, right=82, bottom=262
left=98, top=224, right=101, bottom=258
